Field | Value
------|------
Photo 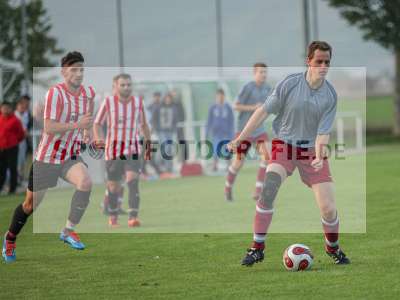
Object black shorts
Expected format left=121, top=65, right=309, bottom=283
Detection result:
left=28, top=156, right=87, bottom=192
left=106, top=154, right=141, bottom=181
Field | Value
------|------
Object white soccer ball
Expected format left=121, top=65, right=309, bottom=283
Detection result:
left=283, top=244, right=314, bottom=271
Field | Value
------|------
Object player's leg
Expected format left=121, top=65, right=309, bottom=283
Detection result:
left=106, top=180, right=122, bottom=227
left=3, top=159, right=63, bottom=262
left=117, top=186, right=126, bottom=214
left=297, top=148, right=350, bottom=265
left=242, top=163, right=287, bottom=266
left=126, top=156, right=141, bottom=227
left=2, top=187, right=46, bottom=263
left=102, top=182, right=125, bottom=215
left=224, top=140, right=250, bottom=201
left=312, top=182, right=350, bottom=264
left=104, top=160, right=124, bottom=225
left=224, top=155, right=244, bottom=201
left=254, top=138, right=271, bottom=200
left=4, top=161, right=50, bottom=241
left=102, top=189, right=110, bottom=215
left=126, top=171, right=140, bottom=227
left=61, top=161, right=92, bottom=250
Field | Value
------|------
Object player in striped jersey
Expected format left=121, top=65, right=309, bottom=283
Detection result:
left=94, top=73, right=151, bottom=228
left=2, top=51, right=95, bottom=263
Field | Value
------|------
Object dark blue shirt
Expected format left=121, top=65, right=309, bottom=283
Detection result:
left=206, top=102, right=234, bottom=139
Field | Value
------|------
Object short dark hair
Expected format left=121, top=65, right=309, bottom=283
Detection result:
left=153, top=91, right=161, bottom=97
left=113, top=73, right=131, bottom=82
left=17, top=95, right=31, bottom=103
left=253, top=62, right=267, bottom=69
left=307, top=41, right=332, bottom=59
left=1, top=101, right=12, bottom=107
left=216, top=88, right=225, bottom=95
left=61, top=51, right=84, bottom=67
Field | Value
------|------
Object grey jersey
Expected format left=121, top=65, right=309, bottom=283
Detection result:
left=263, top=72, right=337, bottom=148
left=237, top=81, right=271, bottom=137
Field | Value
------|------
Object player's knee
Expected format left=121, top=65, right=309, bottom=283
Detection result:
left=125, top=172, right=139, bottom=183
left=22, top=199, right=33, bottom=214
left=232, top=159, right=243, bottom=171
left=320, top=204, right=336, bottom=221
left=76, top=176, right=92, bottom=191
left=260, top=171, right=282, bottom=209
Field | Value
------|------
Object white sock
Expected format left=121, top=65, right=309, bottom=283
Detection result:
left=65, top=220, right=76, bottom=231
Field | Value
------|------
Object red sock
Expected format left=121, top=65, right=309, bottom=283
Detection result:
left=252, top=200, right=274, bottom=248
left=252, top=241, right=265, bottom=249
left=322, top=215, right=339, bottom=253
left=6, top=231, right=16, bottom=241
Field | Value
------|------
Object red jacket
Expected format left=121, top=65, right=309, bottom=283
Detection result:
left=0, top=112, right=25, bottom=150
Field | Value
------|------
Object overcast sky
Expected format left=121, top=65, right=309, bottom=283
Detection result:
left=43, top=0, right=393, bottom=76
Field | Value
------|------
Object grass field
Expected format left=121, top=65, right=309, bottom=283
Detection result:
left=33, top=151, right=365, bottom=234
left=366, top=96, right=394, bottom=129
left=0, top=144, right=399, bottom=299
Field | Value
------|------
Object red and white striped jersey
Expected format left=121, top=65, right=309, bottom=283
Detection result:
left=35, top=83, right=95, bottom=164
left=94, top=95, right=144, bottom=160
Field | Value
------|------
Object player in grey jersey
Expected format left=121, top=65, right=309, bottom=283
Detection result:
left=225, top=63, right=272, bottom=202
left=229, top=41, right=350, bottom=266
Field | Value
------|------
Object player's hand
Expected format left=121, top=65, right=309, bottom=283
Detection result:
left=78, top=113, right=93, bottom=129
left=144, top=140, right=152, bottom=161
left=227, top=138, right=240, bottom=154
left=93, top=140, right=105, bottom=150
left=311, top=158, right=323, bottom=171
left=82, top=129, right=92, bottom=144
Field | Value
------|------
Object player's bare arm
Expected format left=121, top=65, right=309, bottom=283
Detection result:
left=43, top=113, right=92, bottom=134
left=233, top=101, right=261, bottom=112
left=93, top=122, right=105, bottom=149
left=227, top=106, right=268, bottom=152
left=83, top=95, right=95, bottom=143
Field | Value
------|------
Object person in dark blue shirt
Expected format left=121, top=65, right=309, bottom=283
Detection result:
left=206, top=89, right=234, bottom=172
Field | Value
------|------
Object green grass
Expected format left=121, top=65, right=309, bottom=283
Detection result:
left=336, top=96, right=393, bottom=130
left=366, top=96, right=394, bottom=129
left=33, top=152, right=365, bottom=233
left=319, top=95, right=393, bottom=130
left=0, top=145, right=399, bottom=299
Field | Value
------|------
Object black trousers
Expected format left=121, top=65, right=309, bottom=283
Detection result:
left=177, top=128, right=188, bottom=163
left=0, top=145, right=19, bottom=193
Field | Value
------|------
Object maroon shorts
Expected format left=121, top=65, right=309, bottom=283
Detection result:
left=269, top=139, right=332, bottom=188
left=236, top=132, right=269, bottom=156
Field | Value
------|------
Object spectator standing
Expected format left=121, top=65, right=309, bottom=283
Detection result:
left=0, top=101, right=25, bottom=194
left=14, top=95, right=32, bottom=183
left=152, top=93, right=178, bottom=173
left=206, top=89, right=234, bottom=172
